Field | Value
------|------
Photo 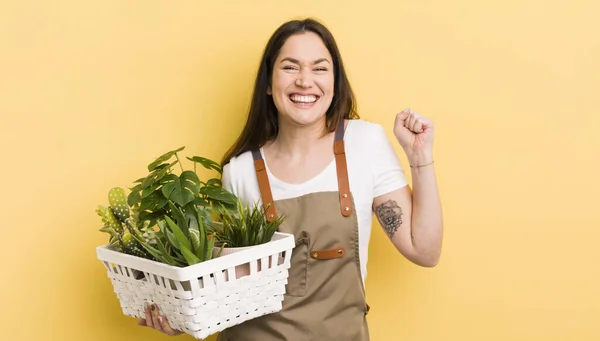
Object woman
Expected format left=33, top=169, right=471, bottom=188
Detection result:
left=139, top=18, right=443, bottom=340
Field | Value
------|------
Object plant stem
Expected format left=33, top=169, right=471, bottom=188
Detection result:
left=175, top=153, right=184, bottom=173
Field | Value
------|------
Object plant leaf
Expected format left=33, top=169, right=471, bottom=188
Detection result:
left=138, top=209, right=166, bottom=225
left=213, top=202, right=236, bottom=216
left=141, top=172, right=159, bottom=190
left=183, top=203, right=199, bottom=230
left=137, top=239, right=174, bottom=265
left=167, top=201, right=189, bottom=237
left=142, top=161, right=177, bottom=189
left=155, top=236, right=180, bottom=266
left=161, top=171, right=200, bottom=207
left=99, top=226, right=118, bottom=238
left=164, top=216, right=192, bottom=252
left=206, top=235, right=216, bottom=260
left=210, top=200, right=283, bottom=247
left=166, top=229, right=179, bottom=250
left=193, top=197, right=211, bottom=207
left=206, top=178, right=222, bottom=188
left=179, top=242, right=201, bottom=266
left=189, top=228, right=200, bottom=256
left=127, top=190, right=142, bottom=207
left=186, top=156, right=222, bottom=174
left=139, top=191, right=163, bottom=212
left=202, top=186, right=236, bottom=204
left=141, top=183, right=160, bottom=199
left=197, top=217, right=207, bottom=260
left=148, top=147, right=185, bottom=172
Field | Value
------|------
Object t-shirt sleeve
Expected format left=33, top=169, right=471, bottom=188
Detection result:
left=221, top=162, right=236, bottom=195
left=370, top=123, right=408, bottom=197
left=220, top=153, right=262, bottom=206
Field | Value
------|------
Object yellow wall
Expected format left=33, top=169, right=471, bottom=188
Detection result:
left=1, top=1, right=598, bottom=340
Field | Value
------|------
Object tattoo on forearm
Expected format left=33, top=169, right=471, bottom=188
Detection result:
left=375, top=200, right=403, bottom=238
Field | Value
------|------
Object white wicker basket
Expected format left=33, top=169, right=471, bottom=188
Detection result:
left=96, top=232, right=295, bottom=340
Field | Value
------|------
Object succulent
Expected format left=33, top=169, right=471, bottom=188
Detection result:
left=210, top=200, right=285, bottom=248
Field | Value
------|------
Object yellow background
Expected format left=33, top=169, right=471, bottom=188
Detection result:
left=1, top=1, right=598, bottom=340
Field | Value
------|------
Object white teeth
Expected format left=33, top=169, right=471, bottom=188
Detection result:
left=290, top=95, right=317, bottom=103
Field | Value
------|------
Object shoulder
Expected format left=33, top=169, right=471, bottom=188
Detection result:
left=222, top=151, right=255, bottom=184
left=221, top=150, right=260, bottom=200
left=344, top=118, right=407, bottom=187
left=345, top=119, right=390, bottom=150
left=346, top=119, right=386, bottom=136
left=223, top=150, right=254, bottom=173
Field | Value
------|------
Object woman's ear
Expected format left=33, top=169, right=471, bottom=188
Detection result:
left=266, top=86, right=272, bottom=95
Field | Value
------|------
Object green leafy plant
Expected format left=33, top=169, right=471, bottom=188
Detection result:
left=210, top=200, right=286, bottom=248
left=96, top=147, right=238, bottom=267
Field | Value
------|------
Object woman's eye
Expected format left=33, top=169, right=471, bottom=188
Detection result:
left=315, top=67, right=327, bottom=72
left=283, top=66, right=297, bottom=71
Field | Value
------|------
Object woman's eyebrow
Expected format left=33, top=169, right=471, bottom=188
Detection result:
left=280, top=57, right=331, bottom=64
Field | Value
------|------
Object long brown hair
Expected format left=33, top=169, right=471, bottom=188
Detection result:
left=221, top=18, right=359, bottom=166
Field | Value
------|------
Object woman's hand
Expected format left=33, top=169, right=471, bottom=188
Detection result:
left=137, top=303, right=183, bottom=336
left=393, top=108, right=435, bottom=165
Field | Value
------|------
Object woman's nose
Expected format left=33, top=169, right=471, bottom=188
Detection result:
left=295, top=69, right=314, bottom=88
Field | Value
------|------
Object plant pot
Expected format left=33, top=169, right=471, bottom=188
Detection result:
left=213, top=246, right=252, bottom=279
left=213, top=245, right=286, bottom=280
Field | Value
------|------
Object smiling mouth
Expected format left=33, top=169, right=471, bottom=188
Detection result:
left=289, top=94, right=319, bottom=104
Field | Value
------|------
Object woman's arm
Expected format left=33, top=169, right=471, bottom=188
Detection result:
left=373, top=158, right=442, bottom=267
left=372, top=109, right=443, bottom=267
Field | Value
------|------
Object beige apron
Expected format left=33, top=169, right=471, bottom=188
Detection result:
left=218, top=120, right=370, bottom=341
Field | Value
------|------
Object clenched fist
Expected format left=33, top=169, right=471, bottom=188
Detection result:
left=393, top=108, right=435, bottom=166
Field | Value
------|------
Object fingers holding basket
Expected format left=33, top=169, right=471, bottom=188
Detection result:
left=139, top=303, right=183, bottom=336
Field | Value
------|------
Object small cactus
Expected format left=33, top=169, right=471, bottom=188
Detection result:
left=96, top=205, right=123, bottom=234
left=108, top=187, right=130, bottom=222
left=98, top=188, right=155, bottom=261
left=119, top=229, right=136, bottom=250
left=119, top=226, right=152, bottom=259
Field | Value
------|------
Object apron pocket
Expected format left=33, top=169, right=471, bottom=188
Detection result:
left=286, top=236, right=309, bottom=297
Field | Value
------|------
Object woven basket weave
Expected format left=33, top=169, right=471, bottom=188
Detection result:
left=96, top=232, right=295, bottom=340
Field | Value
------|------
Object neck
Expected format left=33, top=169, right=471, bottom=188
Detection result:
left=270, top=117, right=329, bottom=157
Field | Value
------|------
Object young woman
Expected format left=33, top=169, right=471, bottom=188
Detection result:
left=139, top=18, right=443, bottom=340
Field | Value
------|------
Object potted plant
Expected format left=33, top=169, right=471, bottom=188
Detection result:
left=209, top=200, right=286, bottom=278
left=94, top=147, right=296, bottom=340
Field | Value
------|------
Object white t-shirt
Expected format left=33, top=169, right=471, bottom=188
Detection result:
left=221, top=119, right=408, bottom=282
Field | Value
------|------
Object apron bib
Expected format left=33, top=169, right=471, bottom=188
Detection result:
left=218, top=120, right=369, bottom=341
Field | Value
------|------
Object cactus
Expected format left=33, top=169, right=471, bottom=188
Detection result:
left=118, top=226, right=151, bottom=259
left=108, top=187, right=130, bottom=222
left=96, top=205, right=124, bottom=235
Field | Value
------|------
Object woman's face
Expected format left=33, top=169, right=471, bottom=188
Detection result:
left=269, top=32, right=335, bottom=128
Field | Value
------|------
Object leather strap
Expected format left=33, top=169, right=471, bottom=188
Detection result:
left=251, top=119, right=352, bottom=221
left=252, top=149, right=277, bottom=222
left=310, top=247, right=346, bottom=260
left=335, top=118, right=345, bottom=141
left=334, top=119, right=352, bottom=217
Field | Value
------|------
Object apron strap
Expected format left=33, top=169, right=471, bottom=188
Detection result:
left=252, top=149, right=278, bottom=222
left=334, top=119, right=352, bottom=217
left=251, top=119, right=352, bottom=221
